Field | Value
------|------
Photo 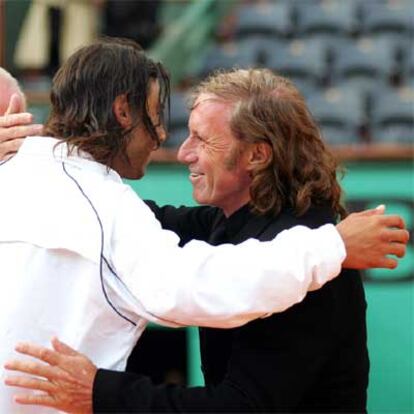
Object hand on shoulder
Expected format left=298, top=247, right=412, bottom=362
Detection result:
left=337, top=205, right=409, bottom=269
left=0, top=94, right=43, bottom=161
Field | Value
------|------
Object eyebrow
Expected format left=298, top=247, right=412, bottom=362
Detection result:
left=190, top=96, right=219, bottom=111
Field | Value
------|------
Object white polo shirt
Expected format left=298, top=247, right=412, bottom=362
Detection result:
left=0, top=136, right=345, bottom=413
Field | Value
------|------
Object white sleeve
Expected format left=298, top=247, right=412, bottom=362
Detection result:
left=111, top=188, right=345, bottom=328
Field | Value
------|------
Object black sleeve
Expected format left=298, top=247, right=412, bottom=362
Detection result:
left=144, top=201, right=219, bottom=245
left=93, top=369, right=256, bottom=413
left=94, top=277, right=367, bottom=413
left=92, top=296, right=343, bottom=413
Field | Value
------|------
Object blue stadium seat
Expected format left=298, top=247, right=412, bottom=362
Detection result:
left=237, top=35, right=285, bottom=66
left=370, top=86, right=414, bottom=144
left=266, top=38, right=330, bottom=95
left=295, top=0, right=360, bottom=38
left=199, top=41, right=258, bottom=78
left=307, top=86, right=367, bottom=145
left=234, top=2, right=293, bottom=39
left=331, top=37, right=399, bottom=92
left=360, top=0, right=414, bottom=37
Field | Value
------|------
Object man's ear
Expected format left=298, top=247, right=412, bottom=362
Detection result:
left=247, top=141, right=272, bottom=170
left=113, top=94, right=132, bottom=128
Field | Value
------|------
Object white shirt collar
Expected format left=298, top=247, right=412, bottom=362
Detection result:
left=18, top=136, right=122, bottom=183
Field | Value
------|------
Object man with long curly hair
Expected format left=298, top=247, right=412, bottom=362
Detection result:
left=4, top=67, right=408, bottom=413
left=116, top=69, right=369, bottom=412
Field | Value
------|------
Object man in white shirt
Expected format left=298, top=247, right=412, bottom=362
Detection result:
left=0, top=39, right=408, bottom=413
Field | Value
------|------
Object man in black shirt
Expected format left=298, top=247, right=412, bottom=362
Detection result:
left=105, top=70, right=368, bottom=411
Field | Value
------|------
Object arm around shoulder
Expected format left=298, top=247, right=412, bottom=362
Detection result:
left=112, top=189, right=346, bottom=328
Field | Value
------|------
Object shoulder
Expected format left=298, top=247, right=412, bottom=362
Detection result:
left=281, top=205, right=335, bottom=228
left=143, top=202, right=221, bottom=244
left=261, top=204, right=336, bottom=241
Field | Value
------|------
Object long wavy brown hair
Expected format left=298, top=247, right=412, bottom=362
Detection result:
left=44, top=37, right=170, bottom=169
left=192, top=69, right=347, bottom=219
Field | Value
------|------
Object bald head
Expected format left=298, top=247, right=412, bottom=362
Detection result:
left=0, top=67, right=26, bottom=115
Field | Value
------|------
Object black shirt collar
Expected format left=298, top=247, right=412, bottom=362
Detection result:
left=212, top=204, right=252, bottom=240
left=224, top=204, right=252, bottom=237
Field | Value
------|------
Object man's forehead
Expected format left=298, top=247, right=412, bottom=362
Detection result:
left=191, top=94, right=233, bottom=123
left=189, top=94, right=238, bottom=144
left=192, top=93, right=228, bottom=110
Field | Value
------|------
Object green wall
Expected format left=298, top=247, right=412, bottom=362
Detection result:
left=342, top=162, right=414, bottom=413
left=127, top=160, right=414, bottom=413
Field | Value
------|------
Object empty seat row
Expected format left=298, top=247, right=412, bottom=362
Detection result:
left=169, top=0, right=413, bottom=147
left=309, top=86, right=413, bottom=145
left=233, top=0, right=414, bottom=39
left=199, top=36, right=413, bottom=93
left=165, top=85, right=414, bottom=147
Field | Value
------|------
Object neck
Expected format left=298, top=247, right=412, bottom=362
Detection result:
left=222, top=196, right=251, bottom=218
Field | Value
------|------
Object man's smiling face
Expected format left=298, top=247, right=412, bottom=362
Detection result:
left=177, top=94, right=252, bottom=217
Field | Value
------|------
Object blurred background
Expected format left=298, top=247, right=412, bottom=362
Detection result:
left=1, top=0, right=413, bottom=412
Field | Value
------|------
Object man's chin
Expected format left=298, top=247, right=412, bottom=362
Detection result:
left=122, top=169, right=144, bottom=180
left=133, top=170, right=145, bottom=180
left=193, top=191, right=210, bottom=206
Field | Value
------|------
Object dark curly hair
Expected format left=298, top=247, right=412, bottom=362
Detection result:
left=44, top=37, right=170, bottom=169
left=192, top=69, right=347, bottom=219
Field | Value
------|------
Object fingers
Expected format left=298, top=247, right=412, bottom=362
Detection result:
left=0, top=124, right=43, bottom=141
left=375, top=204, right=386, bottom=214
left=15, top=342, right=61, bottom=366
left=368, top=240, right=407, bottom=268
left=387, top=242, right=407, bottom=258
left=353, top=205, right=386, bottom=217
left=0, top=137, right=24, bottom=159
left=14, top=393, right=56, bottom=408
left=0, top=113, right=43, bottom=159
left=382, top=228, right=410, bottom=244
left=377, top=257, right=398, bottom=270
left=52, top=337, right=78, bottom=357
left=0, top=112, right=33, bottom=128
left=8, top=342, right=90, bottom=387
left=379, top=215, right=407, bottom=230
left=4, top=359, right=71, bottom=383
left=5, top=375, right=55, bottom=393
left=5, top=94, right=24, bottom=115
left=0, top=153, right=14, bottom=163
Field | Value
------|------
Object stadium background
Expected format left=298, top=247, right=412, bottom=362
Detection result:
left=1, top=0, right=413, bottom=412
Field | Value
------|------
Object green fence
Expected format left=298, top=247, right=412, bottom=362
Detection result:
left=127, top=160, right=414, bottom=414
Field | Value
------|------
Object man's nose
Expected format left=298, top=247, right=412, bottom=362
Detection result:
left=177, top=137, right=197, bottom=164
